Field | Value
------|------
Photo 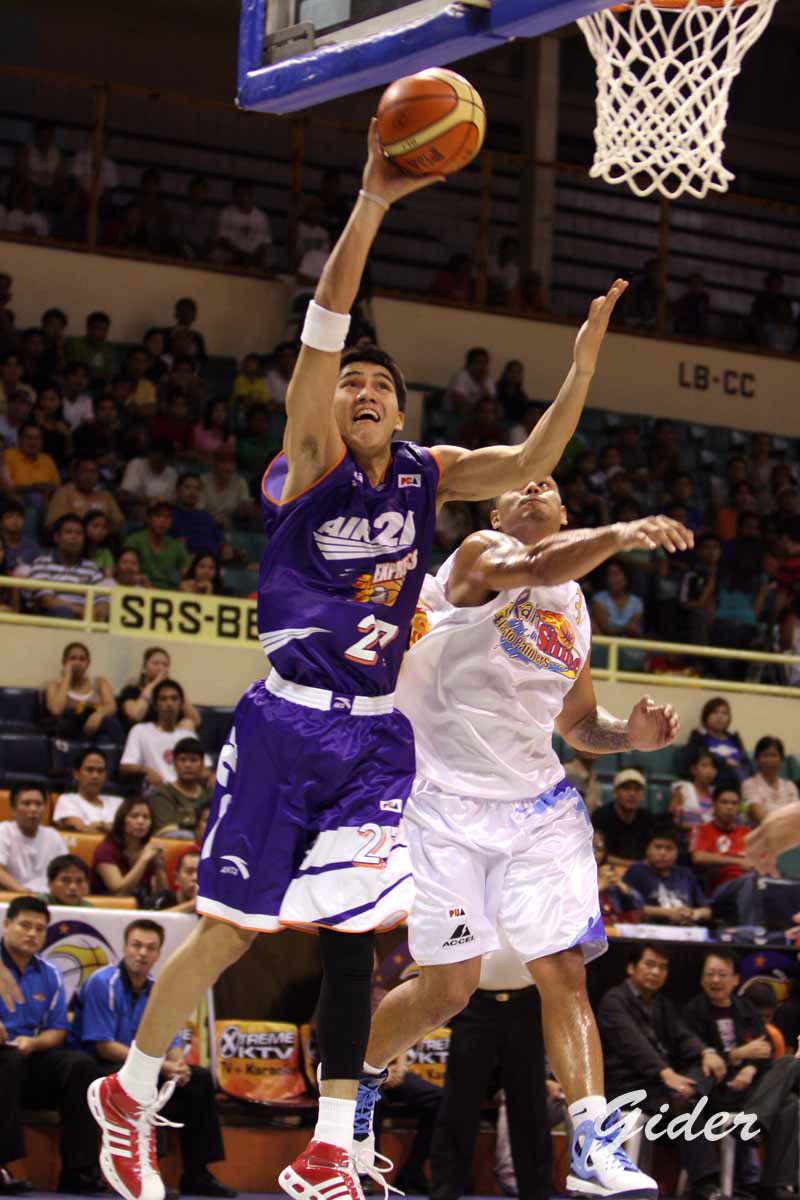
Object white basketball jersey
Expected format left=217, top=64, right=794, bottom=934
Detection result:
left=397, top=553, right=592, bottom=801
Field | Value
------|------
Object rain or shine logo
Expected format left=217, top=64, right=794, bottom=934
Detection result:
left=493, top=591, right=582, bottom=678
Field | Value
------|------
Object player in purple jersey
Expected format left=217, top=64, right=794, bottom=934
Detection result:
left=86, top=119, right=626, bottom=1200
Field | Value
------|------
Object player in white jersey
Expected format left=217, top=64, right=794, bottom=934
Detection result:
left=352, top=479, right=693, bottom=1200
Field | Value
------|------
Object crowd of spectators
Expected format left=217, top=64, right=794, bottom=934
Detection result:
left=6, top=118, right=800, bottom=1200
left=428, top=352, right=800, bottom=680
left=2, top=652, right=800, bottom=1197
left=0, top=278, right=296, bottom=603
left=0, top=637, right=212, bottom=913
left=597, top=940, right=800, bottom=1200
left=584, top=703, right=800, bottom=936
left=0, top=896, right=234, bottom=1196
left=3, top=120, right=800, bottom=351
left=2, top=151, right=800, bottom=680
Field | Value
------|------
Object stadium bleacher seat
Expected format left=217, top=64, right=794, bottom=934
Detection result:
left=61, top=832, right=102, bottom=866
left=0, top=733, right=52, bottom=787
left=228, top=530, right=263, bottom=564
left=0, top=891, right=135, bottom=909
left=50, top=738, right=122, bottom=781
left=198, top=706, right=234, bottom=756
left=621, top=745, right=679, bottom=782
left=222, top=566, right=259, bottom=595
left=0, top=687, right=40, bottom=733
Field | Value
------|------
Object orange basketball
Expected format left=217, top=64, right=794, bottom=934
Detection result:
left=376, top=68, right=486, bottom=177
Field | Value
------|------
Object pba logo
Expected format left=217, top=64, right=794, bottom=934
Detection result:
left=493, top=591, right=582, bottom=679
left=448, top=907, right=466, bottom=918
left=398, top=474, right=421, bottom=487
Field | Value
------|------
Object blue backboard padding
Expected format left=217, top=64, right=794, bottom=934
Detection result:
left=238, top=0, right=611, bottom=113
left=238, top=4, right=497, bottom=114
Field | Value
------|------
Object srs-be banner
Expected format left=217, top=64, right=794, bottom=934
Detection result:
left=110, top=587, right=259, bottom=647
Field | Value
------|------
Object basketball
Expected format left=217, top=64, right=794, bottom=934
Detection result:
left=376, top=68, right=486, bottom=177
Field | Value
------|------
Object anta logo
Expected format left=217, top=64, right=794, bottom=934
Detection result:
left=443, top=923, right=474, bottom=948
left=398, top=473, right=421, bottom=487
left=352, top=549, right=419, bottom=606
left=493, top=591, right=582, bottom=679
left=448, top=907, right=466, bottom=918
left=314, top=511, right=417, bottom=560
left=220, top=854, right=250, bottom=879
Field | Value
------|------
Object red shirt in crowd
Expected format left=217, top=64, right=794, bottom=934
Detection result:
left=690, top=821, right=748, bottom=890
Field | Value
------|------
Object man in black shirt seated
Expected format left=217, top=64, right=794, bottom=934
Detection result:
left=683, top=949, right=772, bottom=1197
left=683, top=950, right=772, bottom=1102
left=597, top=942, right=725, bottom=1200
left=592, top=769, right=655, bottom=867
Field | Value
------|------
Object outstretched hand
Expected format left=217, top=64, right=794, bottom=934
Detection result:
left=362, top=118, right=446, bottom=208
left=628, top=696, right=680, bottom=751
left=745, top=802, right=800, bottom=875
left=573, top=279, right=628, bottom=375
left=617, top=516, right=693, bottom=555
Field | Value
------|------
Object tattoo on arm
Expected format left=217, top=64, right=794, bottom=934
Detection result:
left=568, top=706, right=631, bottom=752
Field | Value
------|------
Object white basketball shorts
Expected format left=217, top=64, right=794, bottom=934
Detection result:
left=405, top=775, right=606, bottom=967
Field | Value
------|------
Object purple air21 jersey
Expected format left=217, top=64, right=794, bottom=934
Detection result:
left=196, top=441, right=440, bottom=933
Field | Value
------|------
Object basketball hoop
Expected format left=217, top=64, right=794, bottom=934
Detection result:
left=578, top=0, right=777, bottom=200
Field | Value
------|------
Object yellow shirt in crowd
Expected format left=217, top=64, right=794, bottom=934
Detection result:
left=125, top=378, right=157, bottom=417
left=230, top=373, right=271, bottom=410
left=4, top=447, right=60, bottom=488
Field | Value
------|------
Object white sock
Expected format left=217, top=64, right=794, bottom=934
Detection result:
left=569, top=1094, right=608, bottom=1135
left=118, top=1040, right=164, bottom=1103
left=314, top=1096, right=357, bottom=1152
left=362, top=1060, right=384, bottom=1076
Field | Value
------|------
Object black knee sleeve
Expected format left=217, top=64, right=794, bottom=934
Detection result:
left=316, top=927, right=375, bottom=1081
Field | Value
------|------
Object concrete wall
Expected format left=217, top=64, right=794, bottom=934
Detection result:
left=0, top=240, right=289, bottom=360
left=4, top=239, right=799, bottom=432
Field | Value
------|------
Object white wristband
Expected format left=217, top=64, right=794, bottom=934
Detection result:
left=300, top=300, right=351, bottom=353
left=359, top=188, right=390, bottom=212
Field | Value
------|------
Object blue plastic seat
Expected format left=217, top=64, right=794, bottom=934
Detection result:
left=0, top=733, right=52, bottom=785
left=0, top=687, right=41, bottom=732
left=198, top=707, right=235, bottom=756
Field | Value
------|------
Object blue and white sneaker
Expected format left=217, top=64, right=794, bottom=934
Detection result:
left=567, top=1114, right=657, bottom=1200
left=351, top=1069, right=402, bottom=1198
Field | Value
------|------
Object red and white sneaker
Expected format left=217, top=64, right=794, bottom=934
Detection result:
left=279, top=1140, right=365, bottom=1200
left=87, top=1073, right=182, bottom=1200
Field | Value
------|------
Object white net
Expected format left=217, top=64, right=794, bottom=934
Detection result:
left=578, top=0, right=777, bottom=200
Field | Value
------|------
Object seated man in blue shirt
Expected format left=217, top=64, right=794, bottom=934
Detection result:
left=0, top=895, right=103, bottom=1196
left=71, top=917, right=235, bottom=1199
left=624, top=825, right=712, bottom=926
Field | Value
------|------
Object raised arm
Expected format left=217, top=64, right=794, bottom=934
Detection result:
left=434, top=280, right=628, bottom=505
left=281, top=121, right=442, bottom=500
left=447, top=515, right=691, bottom=608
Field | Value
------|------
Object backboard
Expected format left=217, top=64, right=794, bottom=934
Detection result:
left=238, top=0, right=613, bottom=113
